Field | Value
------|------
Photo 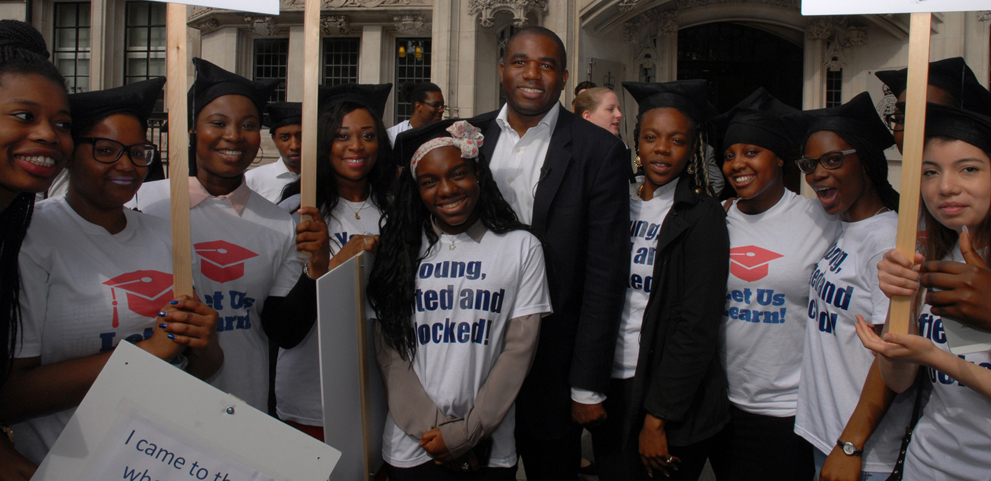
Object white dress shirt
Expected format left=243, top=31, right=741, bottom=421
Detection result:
left=488, top=103, right=560, bottom=226
left=244, top=158, right=300, bottom=204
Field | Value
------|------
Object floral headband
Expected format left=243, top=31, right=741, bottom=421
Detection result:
left=410, top=120, right=484, bottom=176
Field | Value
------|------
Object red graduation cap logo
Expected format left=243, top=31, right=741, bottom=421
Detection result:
left=195, top=240, right=259, bottom=283
left=729, top=245, right=784, bottom=282
left=103, top=270, right=175, bottom=327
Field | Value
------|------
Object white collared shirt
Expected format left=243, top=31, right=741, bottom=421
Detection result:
left=488, top=103, right=561, bottom=225
left=245, top=158, right=300, bottom=204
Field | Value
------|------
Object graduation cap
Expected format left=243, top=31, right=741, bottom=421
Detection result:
left=392, top=119, right=483, bottom=174
left=194, top=240, right=259, bottom=284
left=713, top=88, right=804, bottom=160
left=875, top=57, right=991, bottom=114
left=318, top=83, right=393, bottom=119
left=103, top=270, right=175, bottom=327
left=69, top=77, right=166, bottom=137
left=925, top=103, right=991, bottom=155
left=265, top=102, right=302, bottom=131
left=188, top=57, right=279, bottom=124
left=622, top=80, right=715, bottom=124
left=729, top=245, right=784, bottom=282
left=800, top=92, right=895, bottom=151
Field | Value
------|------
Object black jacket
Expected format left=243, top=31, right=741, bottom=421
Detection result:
left=627, top=177, right=731, bottom=447
left=471, top=107, right=631, bottom=437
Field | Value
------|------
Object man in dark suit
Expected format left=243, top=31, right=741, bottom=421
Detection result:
left=470, top=27, right=630, bottom=480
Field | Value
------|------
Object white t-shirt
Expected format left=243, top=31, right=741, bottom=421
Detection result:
left=794, top=211, right=913, bottom=471
left=380, top=227, right=552, bottom=468
left=721, top=190, right=840, bottom=416
left=245, top=158, right=300, bottom=204
left=13, top=198, right=179, bottom=464
left=132, top=179, right=303, bottom=410
left=903, top=245, right=991, bottom=481
left=275, top=194, right=383, bottom=425
left=613, top=177, right=678, bottom=379
left=387, top=120, right=412, bottom=147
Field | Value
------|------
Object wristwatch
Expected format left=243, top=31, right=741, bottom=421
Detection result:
left=837, top=439, right=863, bottom=456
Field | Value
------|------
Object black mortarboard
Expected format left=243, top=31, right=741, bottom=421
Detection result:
left=622, top=80, right=715, bottom=124
left=926, top=103, right=991, bottom=155
left=801, top=92, right=895, bottom=151
left=318, top=83, right=393, bottom=119
left=69, top=77, right=166, bottom=137
left=265, top=102, right=302, bottom=131
left=188, top=57, right=278, bottom=124
left=713, top=88, right=803, bottom=160
left=875, top=57, right=991, bottom=114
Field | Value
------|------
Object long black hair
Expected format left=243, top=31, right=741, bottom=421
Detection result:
left=0, top=20, right=67, bottom=384
left=366, top=153, right=523, bottom=360
left=280, top=101, right=393, bottom=215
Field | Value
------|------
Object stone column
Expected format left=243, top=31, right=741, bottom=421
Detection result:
left=286, top=25, right=305, bottom=101
left=200, top=26, right=240, bottom=72
left=358, top=26, right=383, bottom=84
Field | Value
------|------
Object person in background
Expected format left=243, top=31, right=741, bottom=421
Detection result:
left=791, top=92, right=912, bottom=481
left=0, top=19, right=73, bottom=481
left=574, top=87, right=623, bottom=137
left=857, top=103, right=991, bottom=480
left=593, top=79, right=728, bottom=481
left=274, top=83, right=393, bottom=441
left=245, top=102, right=301, bottom=204
left=128, top=58, right=330, bottom=411
left=708, top=88, right=840, bottom=481
left=470, top=26, right=630, bottom=481
left=387, top=82, right=444, bottom=146
left=1, top=77, right=223, bottom=465
left=875, top=57, right=991, bottom=153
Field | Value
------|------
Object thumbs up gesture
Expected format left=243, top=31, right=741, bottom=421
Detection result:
left=920, top=226, right=991, bottom=331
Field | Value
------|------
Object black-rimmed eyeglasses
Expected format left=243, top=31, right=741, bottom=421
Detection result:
left=795, top=149, right=857, bottom=174
left=420, top=100, right=445, bottom=110
left=885, top=112, right=905, bottom=132
left=75, top=137, right=158, bottom=167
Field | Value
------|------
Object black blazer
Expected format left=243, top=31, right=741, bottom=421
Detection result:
left=471, top=107, right=631, bottom=437
left=628, top=178, right=731, bottom=447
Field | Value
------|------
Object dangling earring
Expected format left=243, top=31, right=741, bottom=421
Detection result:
left=634, top=154, right=642, bottom=168
left=253, top=147, right=265, bottom=164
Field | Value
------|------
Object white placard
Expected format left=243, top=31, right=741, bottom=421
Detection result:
left=85, top=412, right=275, bottom=481
left=317, top=253, right=386, bottom=481
left=802, top=0, right=988, bottom=15
left=32, top=341, right=340, bottom=481
left=942, top=317, right=991, bottom=355
left=149, top=0, right=279, bottom=15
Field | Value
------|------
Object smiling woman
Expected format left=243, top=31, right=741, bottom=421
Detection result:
left=0, top=19, right=73, bottom=481
left=0, top=77, right=224, bottom=467
left=128, top=58, right=331, bottom=414
left=708, top=88, right=841, bottom=481
left=368, top=119, right=550, bottom=480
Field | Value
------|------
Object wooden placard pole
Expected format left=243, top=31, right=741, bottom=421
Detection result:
left=299, top=0, right=320, bottom=260
left=887, top=12, right=932, bottom=335
left=166, top=3, right=193, bottom=297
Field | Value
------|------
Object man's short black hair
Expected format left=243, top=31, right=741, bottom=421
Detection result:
left=501, top=26, right=567, bottom=71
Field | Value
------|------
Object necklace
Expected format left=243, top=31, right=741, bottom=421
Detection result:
left=343, top=199, right=368, bottom=219
left=441, top=233, right=457, bottom=250
left=873, top=206, right=889, bottom=217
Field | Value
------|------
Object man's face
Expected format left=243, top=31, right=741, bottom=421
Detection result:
left=498, top=33, right=568, bottom=119
left=272, top=124, right=302, bottom=172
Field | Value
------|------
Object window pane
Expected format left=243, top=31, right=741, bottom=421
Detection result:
left=128, top=2, right=148, bottom=25
left=150, top=2, right=166, bottom=24
left=55, top=29, right=76, bottom=50
left=149, top=57, right=165, bottom=76
left=56, top=4, right=77, bottom=27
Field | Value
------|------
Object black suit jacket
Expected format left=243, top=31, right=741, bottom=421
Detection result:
left=471, top=106, right=631, bottom=437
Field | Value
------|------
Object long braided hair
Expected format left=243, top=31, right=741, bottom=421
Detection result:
left=632, top=107, right=715, bottom=196
left=366, top=153, right=523, bottom=361
left=0, top=20, right=67, bottom=384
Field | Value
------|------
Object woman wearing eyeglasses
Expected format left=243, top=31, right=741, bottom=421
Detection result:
left=791, top=92, right=912, bottom=481
left=2, top=78, right=222, bottom=464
